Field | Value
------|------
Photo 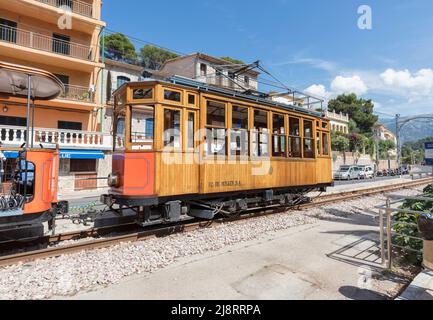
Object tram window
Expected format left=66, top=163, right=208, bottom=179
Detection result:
left=164, top=89, right=182, bottom=102
left=132, top=88, right=153, bottom=100
left=187, top=112, right=195, bottom=149
left=15, top=160, right=35, bottom=200
left=322, top=122, right=328, bottom=129
left=205, top=128, right=226, bottom=156
left=272, top=113, right=286, bottom=157
left=163, top=109, right=181, bottom=148
left=114, top=116, right=125, bottom=151
left=231, top=106, right=249, bottom=156
left=289, top=118, right=301, bottom=158
left=188, top=94, right=196, bottom=105
left=322, top=132, right=330, bottom=156
left=207, top=101, right=226, bottom=127
left=303, top=120, right=315, bottom=158
left=205, top=101, right=226, bottom=156
left=316, top=132, right=321, bottom=155
left=252, top=110, right=269, bottom=157
left=130, top=106, right=154, bottom=149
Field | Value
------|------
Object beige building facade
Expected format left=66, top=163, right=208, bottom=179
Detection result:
left=0, top=0, right=109, bottom=196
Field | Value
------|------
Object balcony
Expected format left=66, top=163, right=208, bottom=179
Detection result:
left=35, top=0, right=93, bottom=18
left=0, top=126, right=115, bottom=150
left=0, top=24, right=94, bottom=61
left=60, top=84, right=95, bottom=103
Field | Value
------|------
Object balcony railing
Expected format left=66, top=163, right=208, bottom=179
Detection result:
left=0, top=24, right=94, bottom=62
left=35, top=0, right=94, bottom=18
left=0, top=126, right=114, bottom=150
left=60, top=84, right=94, bottom=103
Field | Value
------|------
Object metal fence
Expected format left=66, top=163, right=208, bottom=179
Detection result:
left=35, top=0, right=94, bottom=18
left=377, top=194, right=430, bottom=269
left=0, top=24, right=93, bottom=61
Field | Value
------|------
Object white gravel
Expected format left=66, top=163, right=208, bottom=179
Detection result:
left=0, top=187, right=425, bottom=300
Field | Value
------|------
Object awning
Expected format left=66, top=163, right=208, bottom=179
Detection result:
left=60, top=150, right=105, bottom=160
left=2, top=151, right=19, bottom=159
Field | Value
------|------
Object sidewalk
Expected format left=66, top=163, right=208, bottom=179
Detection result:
left=397, top=269, right=433, bottom=300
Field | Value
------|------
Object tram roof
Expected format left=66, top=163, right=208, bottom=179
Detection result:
left=0, top=61, right=64, bottom=100
left=113, top=76, right=326, bottom=119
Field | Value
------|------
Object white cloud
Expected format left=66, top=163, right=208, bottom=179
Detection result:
left=272, top=57, right=337, bottom=72
left=380, top=68, right=433, bottom=97
left=330, top=75, right=368, bottom=96
left=304, top=84, right=331, bottom=100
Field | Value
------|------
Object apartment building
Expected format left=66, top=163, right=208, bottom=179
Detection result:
left=157, top=53, right=260, bottom=92
left=0, top=0, right=109, bottom=195
left=326, top=110, right=350, bottom=134
left=101, top=58, right=145, bottom=136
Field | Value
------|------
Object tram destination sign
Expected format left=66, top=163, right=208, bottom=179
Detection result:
left=425, top=142, right=433, bottom=166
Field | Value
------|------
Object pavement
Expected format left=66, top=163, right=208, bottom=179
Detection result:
left=397, top=269, right=433, bottom=300
left=72, top=207, right=407, bottom=300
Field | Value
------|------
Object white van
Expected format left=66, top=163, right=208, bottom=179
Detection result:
left=334, top=165, right=361, bottom=180
left=358, top=165, right=375, bottom=179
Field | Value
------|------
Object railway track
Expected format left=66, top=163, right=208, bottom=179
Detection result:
left=0, top=178, right=431, bottom=268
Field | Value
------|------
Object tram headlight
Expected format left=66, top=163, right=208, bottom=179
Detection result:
left=108, top=173, right=120, bottom=188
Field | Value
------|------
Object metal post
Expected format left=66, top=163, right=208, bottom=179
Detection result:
left=23, top=74, right=31, bottom=204
left=31, top=98, right=35, bottom=148
left=386, top=198, right=392, bottom=269
left=396, top=114, right=401, bottom=170
left=379, top=209, right=385, bottom=265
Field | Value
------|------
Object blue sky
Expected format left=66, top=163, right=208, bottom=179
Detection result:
left=103, top=0, right=433, bottom=117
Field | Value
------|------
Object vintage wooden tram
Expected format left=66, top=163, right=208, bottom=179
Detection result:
left=101, top=77, right=333, bottom=225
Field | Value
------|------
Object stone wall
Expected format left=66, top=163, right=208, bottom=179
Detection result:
left=332, top=151, right=398, bottom=172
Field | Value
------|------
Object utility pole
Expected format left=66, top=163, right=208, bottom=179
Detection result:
left=396, top=113, right=401, bottom=170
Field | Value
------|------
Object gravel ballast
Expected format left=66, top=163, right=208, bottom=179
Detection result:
left=0, top=188, right=424, bottom=300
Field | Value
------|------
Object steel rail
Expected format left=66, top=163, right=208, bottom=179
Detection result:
left=0, top=178, right=431, bottom=267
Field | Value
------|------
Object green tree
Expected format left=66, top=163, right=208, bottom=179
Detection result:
left=220, top=56, right=245, bottom=65
left=331, top=132, right=350, bottom=152
left=378, top=140, right=396, bottom=159
left=328, top=94, right=379, bottom=134
left=140, top=45, right=179, bottom=70
left=401, top=136, right=433, bottom=164
left=104, top=33, right=137, bottom=60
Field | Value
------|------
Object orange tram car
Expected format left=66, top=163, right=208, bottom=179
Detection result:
left=101, top=76, right=333, bottom=226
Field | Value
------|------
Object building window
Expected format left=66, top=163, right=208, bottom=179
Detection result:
left=205, top=101, right=226, bottom=156
left=244, top=76, right=250, bottom=86
left=56, top=0, right=74, bottom=9
left=55, top=74, right=70, bottom=97
left=52, top=33, right=71, bottom=56
left=200, top=64, right=207, bottom=77
left=117, top=76, right=130, bottom=88
left=0, top=116, right=26, bottom=126
left=164, top=89, right=182, bottom=102
left=0, top=18, right=17, bottom=43
left=289, top=117, right=301, bottom=158
left=132, top=88, right=153, bottom=100
left=130, top=106, right=154, bottom=149
left=252, top=110, right=269, bottom=157
left=303, top=120, right=315, bottom=159
left=163, top=109, right=181, bottom=148
left=230, top=106, right=249, bottom=156
left=70, top=159, right=96, bottom=173
left=58, top=121, right=82, bottom=131
left=272, top=113, right=286, bottom=157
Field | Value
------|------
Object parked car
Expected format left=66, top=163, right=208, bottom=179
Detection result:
left=334, top=165, right=361, bottom=180
left=358, top=165, right=375, bottom=179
